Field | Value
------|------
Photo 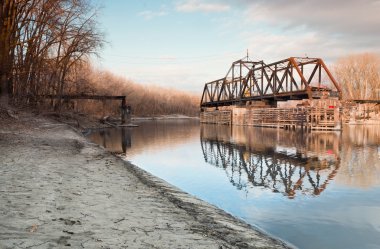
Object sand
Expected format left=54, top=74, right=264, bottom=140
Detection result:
left=0, top=108, right=291, bottom=249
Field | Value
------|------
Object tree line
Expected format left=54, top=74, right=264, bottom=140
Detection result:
left=0, top=0, right=102, bottom=107
left=334, top=53, right=380, bottom=100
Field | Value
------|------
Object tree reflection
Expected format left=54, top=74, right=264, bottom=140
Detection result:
left=200, top=125, right=341, bottom=198
left=88, top=120, right=200, bottom=155
left=97, top=128, right=132, bottom=154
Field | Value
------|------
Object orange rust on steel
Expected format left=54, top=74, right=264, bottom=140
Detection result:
left=318, top=59, right=342, bottom=99
left=289, top=57, right=312, bottom=99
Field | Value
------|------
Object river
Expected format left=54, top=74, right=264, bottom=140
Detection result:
left=87, top=120, right=380, bottom=249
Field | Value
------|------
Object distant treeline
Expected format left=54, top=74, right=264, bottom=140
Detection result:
left=77, top=67, right=200, bottom=116
left=334, top=53, right=380, bottom=100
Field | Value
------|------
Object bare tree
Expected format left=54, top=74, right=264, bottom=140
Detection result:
left=334, top=53, right=380, bottom=100
left=1, top=0, right=103, bottom=107
left=0, top=0, right=18, bottom=106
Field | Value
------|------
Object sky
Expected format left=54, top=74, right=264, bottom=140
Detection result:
left=94, top=0, right=380, bottom=93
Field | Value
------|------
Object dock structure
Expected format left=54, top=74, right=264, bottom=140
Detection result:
left=200, top=57, right=342, bottom=130
left=42, top=94, right=131, bottom=124
left=201, top=99, right=341, bottom=131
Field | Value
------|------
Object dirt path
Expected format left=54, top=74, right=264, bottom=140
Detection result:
left=0, top=109, right=291, bottom=249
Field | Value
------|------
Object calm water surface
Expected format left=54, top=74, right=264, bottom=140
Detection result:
left=88, top=120, right=380, bottom=249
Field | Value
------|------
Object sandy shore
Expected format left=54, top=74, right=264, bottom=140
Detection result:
left=0, top=109, right=291, bottom=249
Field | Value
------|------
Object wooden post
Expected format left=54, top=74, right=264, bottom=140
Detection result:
left=121, top=97, right=126, bottom=124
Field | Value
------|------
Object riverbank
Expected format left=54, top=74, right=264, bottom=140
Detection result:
left=44, top=111, right=199, bottom=130
left=0, top=107, right=291, bottom=249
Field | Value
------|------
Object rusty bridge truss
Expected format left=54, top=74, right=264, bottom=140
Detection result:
left=200, top=57, right=342, bottom=108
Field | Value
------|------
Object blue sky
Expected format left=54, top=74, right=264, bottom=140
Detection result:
left=94, top=0, right=380, bottom=93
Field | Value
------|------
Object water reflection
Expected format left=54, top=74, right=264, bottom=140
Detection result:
left=200, top=125, right=341, bottom=198
left=87, top=122, right=380, bottom=249
left=97, top=128, right=132, bottom=153
left=88, top=120, right=200, bottom=155
left=338, top=125, right=380, bottom=188
left=89, top=122, right=380, bottom=195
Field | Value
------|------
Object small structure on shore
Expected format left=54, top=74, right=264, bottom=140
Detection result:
left=43, top=94, right=132, bottom=125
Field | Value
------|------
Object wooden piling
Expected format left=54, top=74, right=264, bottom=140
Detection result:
left=200, top=100, right=342, bottom=131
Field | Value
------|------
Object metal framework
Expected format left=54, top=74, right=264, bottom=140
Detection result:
left=200, top=57, right=342, bottom=108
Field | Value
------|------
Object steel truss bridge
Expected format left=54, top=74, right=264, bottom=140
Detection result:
left=200, top=138, right=340, bottom=198
left=200, top=57, right=342, bottom=108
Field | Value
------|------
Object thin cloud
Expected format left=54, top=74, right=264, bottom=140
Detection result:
left=229, top=0, right=380, bottom=61
left=176, top=0, right=230, bottom=13
left=138, top=10, right=168, bottom=20
left=241, top=29, right=354, bottom=62
left=236, top=0, right=380, bottom=36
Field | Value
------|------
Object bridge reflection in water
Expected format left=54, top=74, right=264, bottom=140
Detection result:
left=200, top=125, right=341, bottom=198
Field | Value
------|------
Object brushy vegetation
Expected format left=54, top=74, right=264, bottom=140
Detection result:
left=73, top=66, right=200, bottom=117
left=334, top=53, right=380, bottom=100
